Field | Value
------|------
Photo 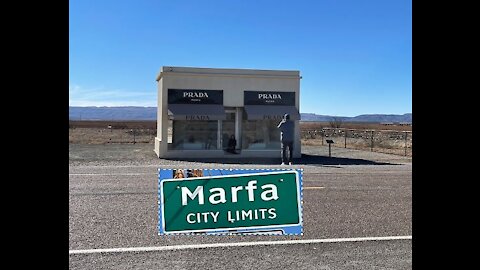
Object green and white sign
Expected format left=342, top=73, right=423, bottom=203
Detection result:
left=158, top=170, right=302, bottom=234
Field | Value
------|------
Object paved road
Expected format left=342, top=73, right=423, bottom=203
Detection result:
left=69, top=145, right=411, bottom=269
left=69, top=240, right=411, bottom=270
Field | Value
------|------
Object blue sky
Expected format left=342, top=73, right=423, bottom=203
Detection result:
left=69, top=0, right=411, bottom=117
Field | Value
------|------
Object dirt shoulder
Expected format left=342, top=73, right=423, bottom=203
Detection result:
left=69, top=143, right=411, bottom=167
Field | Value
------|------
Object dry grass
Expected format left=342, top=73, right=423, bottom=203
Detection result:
left=69, top=128, right=155, bottom=144
left=301, top=135, right=412, bottom=157
left=300, top=121, right=412, bottom=131
left=69, top=121, right=157, bottom=144
left=69, top=120, right=156, bottom=129
left=69, top=120, right=412, bottom=156
left=71, top=120, right=412, bottom=131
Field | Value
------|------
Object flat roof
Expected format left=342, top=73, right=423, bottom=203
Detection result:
left=156, top=66, right=300, bottom=81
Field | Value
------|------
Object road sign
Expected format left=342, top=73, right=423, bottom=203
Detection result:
left=158, top=169, right=303, bottom=235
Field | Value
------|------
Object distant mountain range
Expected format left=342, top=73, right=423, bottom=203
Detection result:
left=69, top=106, right=157, bottom=120
left=69, top=106, right=411, bottom=123
left=300, top=113, right=412, bottom=123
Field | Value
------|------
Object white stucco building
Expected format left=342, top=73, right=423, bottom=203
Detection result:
left=154, top=66, right=301, bottom=159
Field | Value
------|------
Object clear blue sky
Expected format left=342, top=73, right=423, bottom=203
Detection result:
left=69, top=0, right=411, bottom=117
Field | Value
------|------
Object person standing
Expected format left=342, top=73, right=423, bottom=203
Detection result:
left=227, top=135, right=237, bottom=154
left=277, top=113, right=294, bottom=165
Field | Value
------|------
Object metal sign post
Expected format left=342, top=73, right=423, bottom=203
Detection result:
left=326, top=139, right=334, bottom=157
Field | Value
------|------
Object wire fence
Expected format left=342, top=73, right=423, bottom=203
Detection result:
left=69, top=127, right=156, bottom=144
left=69, top=126, right=412, bottom=156
left=301, top=127, right=412, bottom=156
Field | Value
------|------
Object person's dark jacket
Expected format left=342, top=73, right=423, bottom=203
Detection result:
left=228, top=138, right=236, bottom=149
left=277, top=118, right=294, bottom=142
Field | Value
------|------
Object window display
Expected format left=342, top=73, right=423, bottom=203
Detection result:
left=242, top=120, right=281, bottom=150
left=169, top=120, right=218, bottom=150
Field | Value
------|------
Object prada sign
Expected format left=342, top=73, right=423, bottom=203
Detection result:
left=168, top=89, right=223, bottom=104
left=167, top=104, right=226, bottom=121
left=244, top=91, right=295, bottom=106
left=184, top=115, right=211, bottom=120
left=175, top=114, right=226, bottom=121
left=243, top=104, right=299, bottom=121
left=261, top=115, right=284, bottom=120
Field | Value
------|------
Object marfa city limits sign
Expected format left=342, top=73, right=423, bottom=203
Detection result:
left=158, top=169, right=303, bottom=235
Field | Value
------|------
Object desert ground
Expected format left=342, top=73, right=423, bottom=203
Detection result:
left=69, top=122, right=412, bottom=269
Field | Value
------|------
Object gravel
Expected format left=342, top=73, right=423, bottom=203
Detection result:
left=69, top=143, right=411, bottom=167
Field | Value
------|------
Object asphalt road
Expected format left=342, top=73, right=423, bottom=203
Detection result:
left=69, top=240, right=411, bottom=270
left=69, top=145, right=412, bottom=269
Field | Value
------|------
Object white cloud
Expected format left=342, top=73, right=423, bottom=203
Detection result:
left=69, top=84, right=157, bottom=107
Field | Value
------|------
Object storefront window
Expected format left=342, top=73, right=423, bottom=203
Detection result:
left=169, top=120, right=218, bottom=150
left=242, top=120, right=281, bottom=150
left=167, top=120, right=173, bottom=144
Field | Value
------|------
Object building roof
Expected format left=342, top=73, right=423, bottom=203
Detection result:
left=156, top=66, right=301, bottom=81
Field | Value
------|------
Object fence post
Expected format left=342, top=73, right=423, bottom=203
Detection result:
left=344, top=129, right=347, bottom=148
left=321, top=129, right=324, bottom=146
left=404, top=131, right=407, bottom=156
left=370, top=130, right=374, bottom=152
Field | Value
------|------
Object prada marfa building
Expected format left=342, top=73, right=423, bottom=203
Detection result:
left=154, top=66, right=301, bottom=159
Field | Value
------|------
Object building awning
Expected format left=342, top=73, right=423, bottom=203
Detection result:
left=168, top=104, right=226, bottom=120
left=244, top=105, right=300, bottom=120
